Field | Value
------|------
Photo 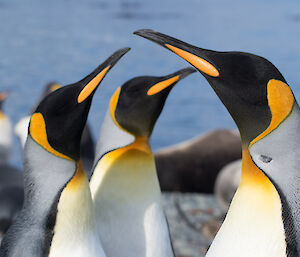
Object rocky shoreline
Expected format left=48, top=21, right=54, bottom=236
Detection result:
left=163, top=193, right=223, bottom=257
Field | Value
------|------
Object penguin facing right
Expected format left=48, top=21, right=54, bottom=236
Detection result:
left=89, top=67, right=196, bottom=257
left=134, top=29, right=300, bottom=256
left=14, top=82, right=95, bottom=173
left=0, top=48, right=130, bottom=257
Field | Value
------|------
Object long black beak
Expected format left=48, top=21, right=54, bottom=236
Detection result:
left=77, top=47, right=131, bottom=103
left=146, top=67, right=196, bottom=96
left=134, top=29, right=219, bottom=77
left=167, top=67, right=197, bottom=80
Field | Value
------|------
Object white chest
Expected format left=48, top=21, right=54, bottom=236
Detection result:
left=49, top=171, right=106, bottom=257
left=90, top=148, right=174, bottom=257
left=206, top=183, right=287, bottom=257
left=0, top=117, right=12, bottom=162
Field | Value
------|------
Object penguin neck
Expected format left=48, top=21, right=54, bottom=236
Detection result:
left=23, top=136, right=76, bottom=217
left=240, top=149, right=273, bottom=187
left=49, top=161, right=105, bottom=257
left=90, top=110, right=173, bottom=257
left=90, top=109, right=160, bottom=206
left=0, top=114, right=12, bottom=164
left=248, top=103, right=300, bottom=255
left=0, top=136, right=77, bottom=257
left=206, top=148, right=286, bottom=257
left=15, top=115, right=31, bottom=149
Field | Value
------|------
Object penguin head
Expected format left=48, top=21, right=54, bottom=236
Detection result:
left=28, top=48, right=130, bottom=161
left=0, top=91, right=9, bottom=114
left=134, top=29, right=295, bottom=146
left=110, top=67, right=195, bottom=138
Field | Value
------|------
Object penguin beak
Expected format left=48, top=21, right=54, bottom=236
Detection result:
left=77, top=47, right=130, bottom=103
left=147, top=67, right=196, bottom=95
left=134, top=29, right=219, bottom=77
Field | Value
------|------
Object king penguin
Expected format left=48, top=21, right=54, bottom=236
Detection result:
left=134, top=29, right=300, bottom=256
left=0, top=47, right=130, bottom=257
left=0, top=91, right=23, bottom=240
left=14, top=82, right=95, bottom=173
left=89, top=67, right=196, bottom=257
left=0, top=91, right=12, bottom=164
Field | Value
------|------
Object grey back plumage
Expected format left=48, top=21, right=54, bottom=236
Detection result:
left=0, top=137, right=76, bottom=257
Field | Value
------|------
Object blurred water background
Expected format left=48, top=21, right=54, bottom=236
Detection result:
left=1, top=0, right=300, bottom=168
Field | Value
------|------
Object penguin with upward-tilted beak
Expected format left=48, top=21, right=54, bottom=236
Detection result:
left=134, top=29, right=300, bottom=256
left=89, top=67, right=196, bottom=257
left=0, top=48, right=130, bottom=257
left=14, top=81, right=95, bottom=174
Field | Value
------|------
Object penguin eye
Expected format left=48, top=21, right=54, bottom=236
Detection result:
left=259, top=155, right=272, bottom=163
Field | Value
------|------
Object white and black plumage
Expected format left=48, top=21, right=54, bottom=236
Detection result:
left=0, top=48, right=129, bottom=257
left=90, top=67, right=195, bottom=257
left=135, top=29, right=300, bottom=257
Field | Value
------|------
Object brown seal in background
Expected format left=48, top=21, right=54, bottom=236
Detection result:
left=155, top=129, right=241, bottom=193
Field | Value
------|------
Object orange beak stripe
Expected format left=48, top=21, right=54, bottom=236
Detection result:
left=77, top=66, right=110, bottom=103
left=165, top=44, right=219, bottom=77
left=147, top=75, right=180, bottom=96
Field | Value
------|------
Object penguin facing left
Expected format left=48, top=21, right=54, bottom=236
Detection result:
left=0, top=47, right=130, bottom=257
left=14, top=82, right=96, bottom=174
left=90, top=67, right=196, bottom=257
left=134, top=29, right=300, bottom=256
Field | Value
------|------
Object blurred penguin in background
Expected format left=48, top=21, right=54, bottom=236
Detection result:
left=0, top=92, right=12, bottom=164
left=0, top=91, right=23, bottom=242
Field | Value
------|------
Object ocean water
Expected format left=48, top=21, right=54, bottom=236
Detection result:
left=1, top=0, right=300, bottom=168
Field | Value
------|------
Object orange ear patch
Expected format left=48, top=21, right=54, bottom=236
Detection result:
left=77, top=66, right=110, bottom=103
left=147, top=75, right=180, bottom=95
left=109, top=87, right=122, bottom=127
left=250, top=79, right=294, bottom=147
left=165, top=44, right=219, bottom=77
left=29, top=113, right=71, bottom=160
